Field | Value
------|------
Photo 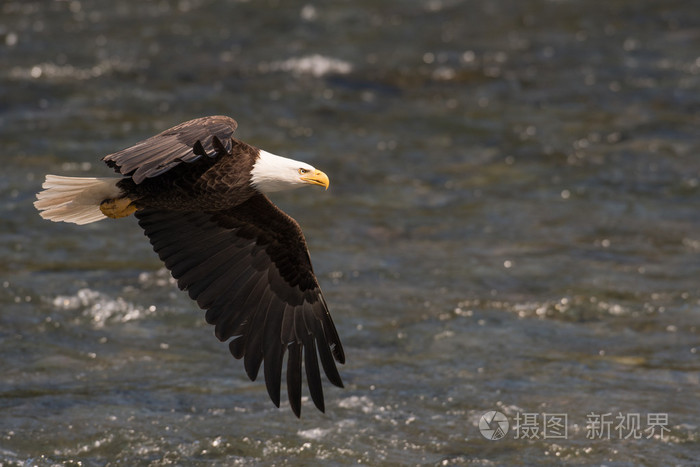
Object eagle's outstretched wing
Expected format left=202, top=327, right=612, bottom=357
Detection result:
left=103, top=116, right=237, bottom=183
left=135, top=193, right=345, bottom=417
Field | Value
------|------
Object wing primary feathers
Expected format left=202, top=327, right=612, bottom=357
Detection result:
left=287, top=341, right=303, bottom=418
left=242, top=276, right=273, bottom=381
left=280, top=304, right=295, bottom=345
left=314, top=319, right=344, bottom=388
left=212, top=135, right=228, bottom=156
left=133, top=194, right=345, bottom=416
left=192, top=140, right=207, bottom=157
left=263, top=296, right=285, bottom=408
left=306, top=302, right=344, bottom=389
left=317, top=294, right=346, bottom=365
left=299, top=305, right=325, bottom=413
left=229, top=336, right=246, bottom=360
left=305, top=337, right=325, bottom=413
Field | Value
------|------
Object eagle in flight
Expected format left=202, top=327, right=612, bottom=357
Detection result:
left=34, top=116, right=345, bottom=417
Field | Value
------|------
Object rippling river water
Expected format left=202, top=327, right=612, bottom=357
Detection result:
left=1, top=1, right=699, bottom=465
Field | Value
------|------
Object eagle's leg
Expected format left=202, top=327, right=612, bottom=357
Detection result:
left=100, top=197, right=137, bottom=219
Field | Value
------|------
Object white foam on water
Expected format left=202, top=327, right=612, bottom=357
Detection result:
left=297, top=427, right=332, bottom=440
left=9, top=58, right=135, bottom=81
left=137, top=267, right=177, bottom=287
left=337, top=395, right=376, bottom=414
left=261, top=54, right=352, bottom=77
left=51, top=288, right=155, bottom=328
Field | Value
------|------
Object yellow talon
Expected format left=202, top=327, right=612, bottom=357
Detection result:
left=100, top=197, right=136, bottom=219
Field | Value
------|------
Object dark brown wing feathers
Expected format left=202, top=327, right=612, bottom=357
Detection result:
left=103, top=116, right=237, bottom=183
left=104, top=116, right=344, bottom=416
left=134, top=194, right=344, bottom=417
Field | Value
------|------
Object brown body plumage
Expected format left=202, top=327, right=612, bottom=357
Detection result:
left=105, top=116, right=257, bottom=211
left=115, top=137, right=258, bottom=211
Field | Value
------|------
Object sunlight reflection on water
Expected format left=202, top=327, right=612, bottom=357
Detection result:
left=1, top=0, right=699, bottom=465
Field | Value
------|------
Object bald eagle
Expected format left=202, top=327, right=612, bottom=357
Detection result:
left=34, top=116, right=345, bottom=417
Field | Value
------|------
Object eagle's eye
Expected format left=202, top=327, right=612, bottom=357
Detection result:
left=298, top=168, right=309, bottom=175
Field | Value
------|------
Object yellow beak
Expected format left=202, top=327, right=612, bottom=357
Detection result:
left=301, top=169, right=330, bottom=190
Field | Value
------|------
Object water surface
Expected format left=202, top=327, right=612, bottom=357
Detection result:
left=1, top=0, right=699, bottom=465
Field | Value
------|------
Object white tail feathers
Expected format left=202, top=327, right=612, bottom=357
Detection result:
left=34, top=175, right=123, bottom=225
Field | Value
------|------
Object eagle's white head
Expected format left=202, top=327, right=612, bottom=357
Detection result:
left=250, top=149, right=330, bottom=193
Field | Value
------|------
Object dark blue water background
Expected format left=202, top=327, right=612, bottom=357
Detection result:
left=1, top=1, right=699, bottom=465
